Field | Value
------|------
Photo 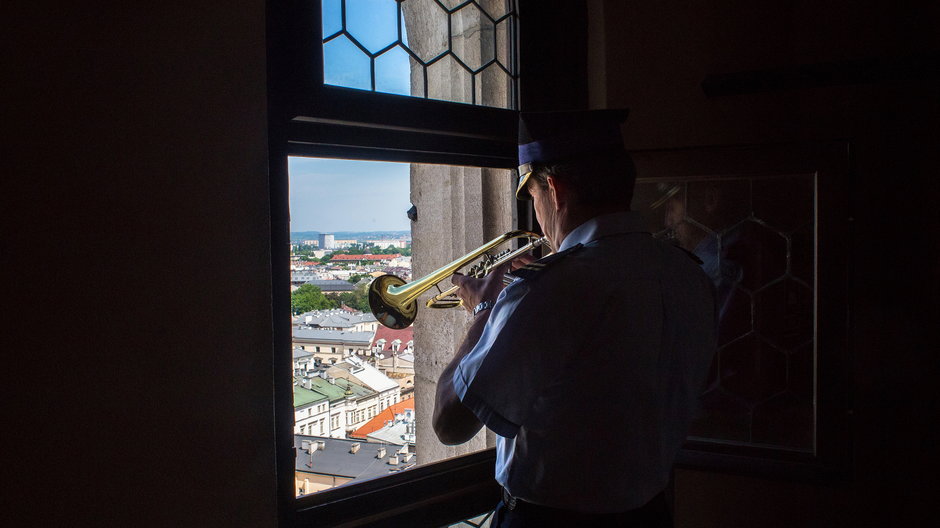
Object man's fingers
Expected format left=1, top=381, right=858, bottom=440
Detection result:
left=491, top=261, right=513, bottom=279
left=451, top=272, right=466, bottom=286
left=511, top=253, right=537, bottom=270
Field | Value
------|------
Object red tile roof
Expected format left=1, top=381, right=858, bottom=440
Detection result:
left=330, top=254, right=400, bottom=261
left=349, top=398, right=414, bottom=439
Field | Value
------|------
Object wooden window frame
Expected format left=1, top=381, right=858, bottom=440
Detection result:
left=266, top=1, right=546, bottom=526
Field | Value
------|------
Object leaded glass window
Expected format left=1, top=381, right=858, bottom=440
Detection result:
left=322, top=0, right=518, bottom=109
left=634, top=174, right=816, bottom=452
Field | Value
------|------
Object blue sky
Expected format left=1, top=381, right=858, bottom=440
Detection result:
left=288, top=157, right=412, bottom=232
left=287, top=2, right=414, bottom=234
left=323, top=0, right=411, bottom=96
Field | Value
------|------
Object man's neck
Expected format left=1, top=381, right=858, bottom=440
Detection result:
left=554, top=205, right=629, bottom=249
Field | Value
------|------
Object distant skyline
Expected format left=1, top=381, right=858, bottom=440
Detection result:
left=289, top=157, right=412, bottom=232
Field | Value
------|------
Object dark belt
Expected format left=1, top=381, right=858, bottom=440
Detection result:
left=500, top=487, right=670, bottom=524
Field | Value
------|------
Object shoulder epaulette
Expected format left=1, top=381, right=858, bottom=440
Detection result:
left=509, top=243, right=583, bottom=280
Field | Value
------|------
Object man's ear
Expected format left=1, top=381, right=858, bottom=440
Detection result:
left=546, top=176, right=566, bottom=211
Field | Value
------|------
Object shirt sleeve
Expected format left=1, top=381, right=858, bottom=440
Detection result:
left=452, top=275, right=571, bottom=438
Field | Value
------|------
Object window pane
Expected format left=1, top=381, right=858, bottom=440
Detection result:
left=322, top=0, right=517, bottom=108
left=289, top=158, right=515, bottom=497
left=290, top=158, right=415, bottom=496
left=633, top=174, right=816, bottom=451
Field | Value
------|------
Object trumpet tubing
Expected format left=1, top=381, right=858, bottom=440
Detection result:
left=368, top=231, right=546, bottom=329
left=424, top=238, right=548, bottom=309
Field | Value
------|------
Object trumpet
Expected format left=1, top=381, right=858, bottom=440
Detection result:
left=368, top=230, right=547, bottom=329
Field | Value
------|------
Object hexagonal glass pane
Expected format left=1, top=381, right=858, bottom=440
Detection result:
left=474, top=63, right=511, bottom=108
left=717, top=288, right=752, bottom=345
left=724, top=220, right=787, bottom=292
left=719, top=334, right=788, bottom=405
left=687, top=179, right=751, bottom=233
left=439, top=0, right=471, bottom=11
left=408, top=59, right=427, bottom=98
left=673, top=220, right=710, bottom=254
left=452, top=3, right=496, bottom=72
left=375, top=45, right=415, bottom=97
left=691, top=231, right=746, bottom=321
left=787, top=343, right=815, bottom=401
left=322, top=0, right=344, bottom=38
left=495, top=16, right=513, bottom=72
left=323, top=34, right=372, bottom=91
left=688, top=388, right=751, bottom=442
left=751, top=391, right=813, bottom=449
left=790, top=224, right=814, bottom=284
left=755, top=279, right=814, bottom=350
left=346, top=0, right=399, bottom=54
left=478, top=0, right=512, bottom=20
left=400, top=0, right=450, bottom=62
left=427, top=55, right=472, bottom=104
left=634, top=181, right=686, bottom=237
left=753, top=174, right=815, bottom=232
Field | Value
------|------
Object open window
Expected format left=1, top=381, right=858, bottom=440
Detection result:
left=270, top=3, right=849, bottom=526
left=268, top=1, right=528, bottom=525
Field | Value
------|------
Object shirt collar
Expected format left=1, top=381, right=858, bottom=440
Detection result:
left=558, top=211, right=650, bottom=252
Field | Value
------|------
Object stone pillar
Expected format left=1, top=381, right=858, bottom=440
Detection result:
left=410, top=166, right=514, bottom=464
left=402, top=0, right=515, bottom=465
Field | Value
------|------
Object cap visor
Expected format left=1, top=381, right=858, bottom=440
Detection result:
left=515, top=172, right=532, bottom=200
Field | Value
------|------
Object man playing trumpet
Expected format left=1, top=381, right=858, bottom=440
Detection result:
left=433, top=109, right=717, bottom=527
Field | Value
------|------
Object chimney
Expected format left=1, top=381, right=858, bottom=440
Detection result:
left=317, top=440, right=326, bottom=450
left=388, top=455, right=399, bottom=465
left=350, top=442, right=360, bottom=454
left=376, top=447, right=386, bottom=459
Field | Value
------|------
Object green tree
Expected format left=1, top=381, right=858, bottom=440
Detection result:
left=291, top=284, right=336, bottom=315
left=347, top=273, right=369, bottom=284
left=336, top=282, right=371, bottom=313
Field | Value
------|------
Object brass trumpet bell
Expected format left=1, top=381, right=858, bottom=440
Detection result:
left=367, top=274, right=415, bottom=330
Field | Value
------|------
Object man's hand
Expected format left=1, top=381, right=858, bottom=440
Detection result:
left=450, top=261, right=511, bottom=312
left=511, top=253, right=537, bottom=270
left=450, top=251, right=535, bottom=312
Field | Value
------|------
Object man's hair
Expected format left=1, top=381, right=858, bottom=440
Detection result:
left=528, top=147, right=636, bottom=208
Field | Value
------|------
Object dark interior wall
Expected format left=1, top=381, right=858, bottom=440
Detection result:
left=5, top=2, right=276, bottom=526
left=597, top=1, right=939, bottom=525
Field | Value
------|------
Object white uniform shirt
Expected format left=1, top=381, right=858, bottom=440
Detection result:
left=453, top=211, right=717, bottom=513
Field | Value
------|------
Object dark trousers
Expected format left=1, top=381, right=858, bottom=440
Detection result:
left=491, top=490, right=671, bottom=528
